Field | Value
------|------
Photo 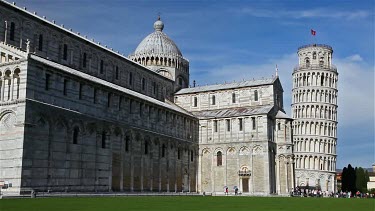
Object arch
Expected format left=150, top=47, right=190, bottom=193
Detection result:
left=227, top=147, right=236, bottom=155
left=156, top=68, right=172, bottom=80
left=202, top=147, right=211, bottom=156
left=252, top=145, right=263, bottom=154
left=305, top=57, right=310, bottom=67
left=0, top=110, right=17, bottom=131
left=239, top=146, right=250, bottom=155
left=240, top=165, right=250, bottom=172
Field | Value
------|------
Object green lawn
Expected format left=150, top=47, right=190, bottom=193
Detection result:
left=0, top=196, right=373, bottom=211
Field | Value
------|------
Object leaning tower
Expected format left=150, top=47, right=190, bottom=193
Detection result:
left=292, top=44, right=338, bottom=192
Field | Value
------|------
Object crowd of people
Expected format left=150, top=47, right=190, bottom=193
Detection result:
left=291, top=187, right=375, bottom=198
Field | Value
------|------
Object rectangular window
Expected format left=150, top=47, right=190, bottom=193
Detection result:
left=119, top=96, right=123, bottom=110
left=125, top=136, right=130, bottom=152
left=232, top=93, right=236, bottom=103
left=162, top=145, right=166, bottom=157
left=45, top=74, right=50, bottom=90
left=178, top=149, right=181, bottom=160
left=193, top=97, right=197, bottom=107
left=239, top=118, right=243, bottom=131
left=82, top=53, right=87, bottom=68
left=93, top=88, right=97, bottom=104
left=129, top=72, right=133, bottom=85
left=79, top=83, right=83, bottom=100
left=107, top=92, right=111, bottom=107
left=144, top=142, right=148, bottom=155
left=139, top=103, right=142, bottom=116
left=190, top=150, right=194, bottom=162
left=226, top=119, right=230, bottom=131
left=101, top=132, right=106, bottom=149
left=38, top=34, right=43, bottom=51
left=212, top=95, right=216, bottom=105
left=254, top=90, right=259, bottom=101
left=129, top=99, right=133, bottom=113
left=63, top=79, right=68, bottom=96
left=10, top=22, right=15, bottom=41
left=153, top=82, right=156, bottom=94
left=214, top=120, right=218, bottom=132
left=115, top=66, right=119, bottom=80
left=142, top=78, right=146, bottom=91
left=100, top=60, right=104, bottom=74
left=252, top=117, right=256, bottom=130
left=63, top=44, right=68, bottom=60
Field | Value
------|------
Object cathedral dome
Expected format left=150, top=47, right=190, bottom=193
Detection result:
left=133, top=18, right=182, bottom=57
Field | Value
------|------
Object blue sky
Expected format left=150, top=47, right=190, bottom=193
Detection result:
left=16, top=0, right=374, bottom=169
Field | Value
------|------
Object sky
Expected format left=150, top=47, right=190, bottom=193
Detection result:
left=15, top=0, right=374, bottom=169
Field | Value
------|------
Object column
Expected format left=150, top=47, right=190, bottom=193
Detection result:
left=158, top=144, right=162, bottom=192
left=239, top=177, right=243, bottom=193
left=290, top=161, right=295, bottom=190
left=197, top=153, right=202, bottom=193
left=108, top=152, right=112, bottom=192
left=130, top=153, right=134, bottom=192
left=4, top=21, right=7, bottom=44
left=0, top=77, right=4, bottom=101
left=285, top=162, right=289, bottom=193
left=276, top=158, right=280, bottom=194
left=175, top=150, right=178, bottom=192
left=10, top=76, right=15, bottom=101
left=120, top=137, right=124, bottom=191
left=19, top=26, right=23, bottom=48
left=140, top=155, right=144, bottom=192
left=5, top=77, right=10, bottom=101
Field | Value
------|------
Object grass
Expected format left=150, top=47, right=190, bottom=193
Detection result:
left=0, top=196, right=373, bottom=211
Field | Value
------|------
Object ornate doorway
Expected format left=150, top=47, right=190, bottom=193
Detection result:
left=238, top=167, right=251, bottom=193
left=242, top=178, right=249, bottom=193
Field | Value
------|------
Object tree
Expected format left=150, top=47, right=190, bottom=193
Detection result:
left=355, top=167, right=369, bottom=193
left=342, top=167, right=348, bottom=191
left=341, top=164, right=356, bottom=193
left=347, top=164, right=356, bottom=193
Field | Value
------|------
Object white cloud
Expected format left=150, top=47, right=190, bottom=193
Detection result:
left=335, top=57, right=374, bottom=126
left=345, top=54, right=363, bottom=62
left=238, top=8, right=370, bottom=20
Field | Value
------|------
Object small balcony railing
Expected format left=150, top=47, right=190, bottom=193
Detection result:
left=298, top=44, right=333, bottom=51
left=293, top=64, right=337, bottom=73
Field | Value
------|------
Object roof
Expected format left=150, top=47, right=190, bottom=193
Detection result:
left=275, top=110, right=292, bottom=119
left=175, top=78, right=277, bottom=95
left=132, top=19, right=182, bottom=57
left=191, top=105, right=274, bottom=119
left=0, top=0, right=169, bottom=79
left=28, top=54, right=195, bottom=118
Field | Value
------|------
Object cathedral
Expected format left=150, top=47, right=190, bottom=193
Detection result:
left=0, top=1, right=337, bottom=196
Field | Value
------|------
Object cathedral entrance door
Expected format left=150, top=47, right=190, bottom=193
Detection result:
left=242, top=178, right=249, bottom=193
left=183, top=174, right=189, bottom=192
